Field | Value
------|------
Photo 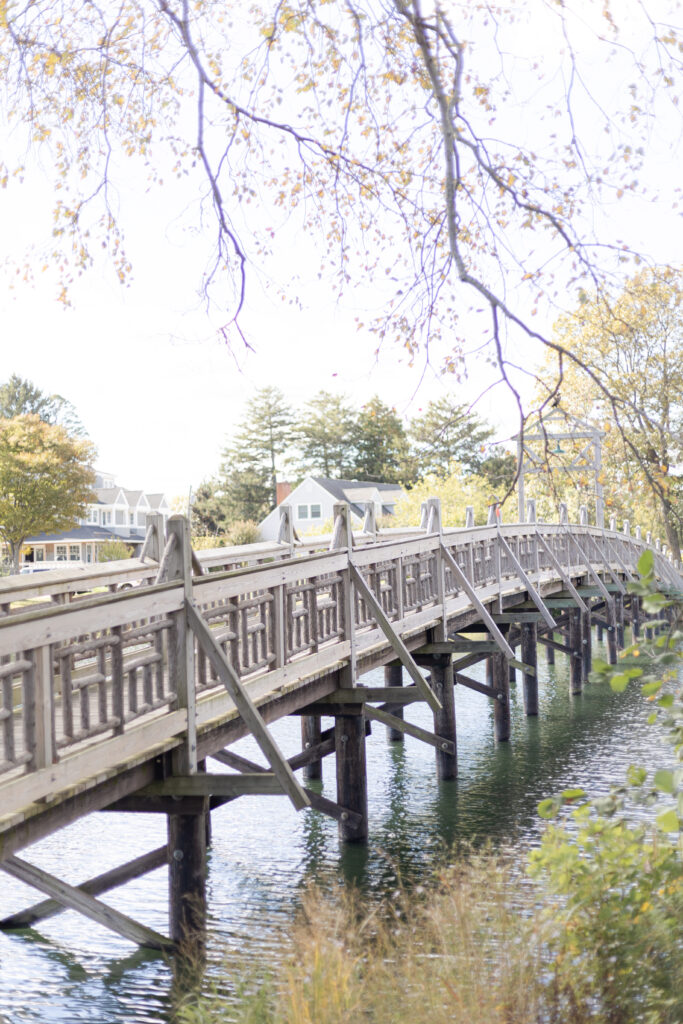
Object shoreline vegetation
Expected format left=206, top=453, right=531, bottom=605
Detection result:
left=178, top=569, right=682, bottom=1024
left=176, top=832, right=681, bottom=1024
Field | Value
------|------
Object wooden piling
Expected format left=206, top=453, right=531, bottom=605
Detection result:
left=545, top=633, right=555, bottom=666
left=607, top=602, right=618, bottom=664
left=615, top=593, right=625, bottom=648
left=168, top=808, right=208, bottom=947
left=384, top=663, right=405, bottom=741
left=429, top=656, right=457, bottom=779
left=491, top=652, right=511, bottom=742
left=335, top=712, right=368, bottom=842
left=581, top=608, right=592, bottom=681
left=631, top=595, right=640, bottom=638
left=520, top=622, right=538, bottom=716
left=568, top=609, right=583, bottom=694
left=301, top=715, right=322, bottom=780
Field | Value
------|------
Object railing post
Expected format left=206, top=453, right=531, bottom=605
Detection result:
left=277, top=505, right=295, bottom=556
left=579, top=505, right=588, bottom=526
left=146, top=512, right=165, bottom=563
left=361, top=501, right=377, bottom=539
left=465, top=506, right=475, bottom=528
left=559, top=503, right=568, bottom=525
left=166, top=515, right=197, bottom=776
left=32, top=645, right=54, bottom=770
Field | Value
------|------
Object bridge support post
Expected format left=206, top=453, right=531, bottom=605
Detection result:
left=301, top=715, right=322, bottom=780
left=581, top=608, right=592, bottom=681
left=168, top=806, right=208, bottom=949
left=615, top=593, right=625, bottom=648
left=491, top=652, right=511, bottom=742
left=520, top=622, right=538, bottom=716
left=568, top=609, right=583, bottom=694
left=545, top=632, right=555, bottom=666
left=597, top=621, right=604, bottom=643
left=607, top=603, right=618, bottom=664
left=335, top=711, right=368, bottom=843
left=384, top=663, right=404, bottom=741
left=631, top=595, right=640, bottom=638
left=429, top=656, right=457, bottom=779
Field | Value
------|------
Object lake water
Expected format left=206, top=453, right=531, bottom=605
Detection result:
left=0, top=630, right=673, bottom=1023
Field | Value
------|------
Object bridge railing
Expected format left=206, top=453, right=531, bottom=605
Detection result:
left=0, top=508, right=679, bottom=823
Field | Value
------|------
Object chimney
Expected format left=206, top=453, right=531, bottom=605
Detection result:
left=276, top=481, right=292, bottom=505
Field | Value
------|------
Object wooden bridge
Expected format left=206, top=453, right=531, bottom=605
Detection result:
left=0, top=500, right=680, bottom=953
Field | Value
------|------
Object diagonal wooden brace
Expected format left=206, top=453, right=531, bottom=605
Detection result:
left=0, top=855, right=172, bottom=951
left=534, top=531, right=588, bottom=613
left=566, top=532, right=615, bottom=607
left=186, top=599, right=310, bottom=811
left=496, top=532, right=556, bottom=629
left=364, top=706, right=455, bottom=754
left=439, top=543, right=515, bottom=659
left=348, top=562, right=441, bottom=713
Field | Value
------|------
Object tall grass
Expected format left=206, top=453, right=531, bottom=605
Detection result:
left=176, top=850, right=550, bottom=1024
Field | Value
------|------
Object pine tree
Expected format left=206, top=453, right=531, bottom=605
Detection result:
left=407, top=397, right=494, bottom=478
left=293, top=391, right=356, bottom=478
left=0, top=374, right=86, bottom=436
left=351, top=397, right=408, bottom=483
left=225, top=386, right=294, bottom=510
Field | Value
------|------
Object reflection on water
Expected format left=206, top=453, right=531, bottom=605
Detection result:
left=0, top=634, right=673, bottom=1023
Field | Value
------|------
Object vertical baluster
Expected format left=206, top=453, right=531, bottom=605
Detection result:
left=97, top=644, right=107, bottom=725
left=111, top=626, right=124, bottom=735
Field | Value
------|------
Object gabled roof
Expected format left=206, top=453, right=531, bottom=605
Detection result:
left=146, top=493, right=169, bottom=510
left=95, top=487, right=127, bottom=505
left=311, top=478, right=404, bottom=518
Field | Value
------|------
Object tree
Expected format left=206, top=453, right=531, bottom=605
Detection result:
left=97, top=539, right=133, bottom=561
left=541, top=268, right=683, bottom=559
left=352, top=396, right=409, bottom=482
left=293, top=391, right=356, bottom=478
left=0, top=415, right=95, bottom=571
left=224, top=387, right=294, bottom=510
left=190, top=479, right=233, bottom=536
left=1, top=1, right=680, bottom=426
left=0, top=375, right=86, bottom=437
left=407, top=397, right=494, bottom=478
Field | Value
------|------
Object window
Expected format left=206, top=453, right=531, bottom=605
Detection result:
left=310, top=504, right=322, bottom=519
left=129, top=512, right=135, bottom=525
left=297, top=504, right=309, bottom=520
left=115, top=510, right=125, bottom=525
left=56, top=545, right=67, bottom=561
left=35, top=548, right=44, bottom=562
left=102, top=510, right=112, bottom=526
left=69, top=545, right=80, bottom=561
left=87, top=507, right=98, bottom=524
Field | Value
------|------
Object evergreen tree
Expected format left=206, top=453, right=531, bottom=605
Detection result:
left=225, top=386, right=293, bottom=510
left=407, top=397, right=494, bottom=478
left=191, top=480, right=233, bottom=536
left=351, top=396, right=408, bottom=483
left=0, top=374, right=86, bottom=436
left=293, top=391, right=356, bottom=478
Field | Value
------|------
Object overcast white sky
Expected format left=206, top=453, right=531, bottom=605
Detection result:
left=0, top=1, right=681, bottom=499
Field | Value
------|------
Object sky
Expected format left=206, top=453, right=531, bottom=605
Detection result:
left=0, top=1, right=681, bottom=500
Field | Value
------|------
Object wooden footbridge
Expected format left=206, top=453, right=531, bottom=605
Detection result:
left=0, top=500, right=680, bottom=953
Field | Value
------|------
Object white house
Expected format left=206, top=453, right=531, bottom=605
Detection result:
left=259, top=477, right=405, bottom=542
left=21, top=471, right=171, bottom=570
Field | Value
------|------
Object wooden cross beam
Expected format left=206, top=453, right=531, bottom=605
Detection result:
left=0, top=855, right=173, bottom=951
left=209, top=749, right=364, bottom=830
left=0, top=847, right=167, bottom=930
left=364, top=706, right=455, bottom=755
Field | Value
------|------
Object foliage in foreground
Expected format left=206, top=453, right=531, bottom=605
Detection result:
left=179, top=553, right=682, bottom=1024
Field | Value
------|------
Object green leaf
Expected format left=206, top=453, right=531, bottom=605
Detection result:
left=637, top=549, right=654, bottom=577
left=656, top=808, right=679, bottom=832
left=592, top=657, right=609, bottom=673
left=654, top=770, right=675, bottom=794
left=658, top=694, right=674, bottom=708
left=647, top=711, right=658, bottom=724
left=537, top=798, right=559, bottom=819
left=609, top=674, right=629, bottom=693
left=641, top=681, right=662, bottom=696
left=560, top=788, right=586, bottom=802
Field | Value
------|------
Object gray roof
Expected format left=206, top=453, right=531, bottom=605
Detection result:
left=311, top=478, right=404, bottom=518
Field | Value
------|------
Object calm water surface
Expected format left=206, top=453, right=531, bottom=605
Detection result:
left=0, top=633, right=673, bottom=1023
